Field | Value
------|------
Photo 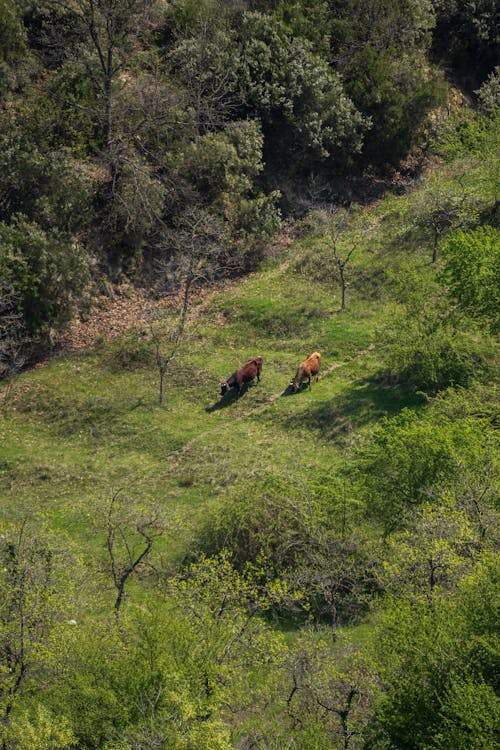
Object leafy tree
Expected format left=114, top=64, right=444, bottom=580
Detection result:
left=237, top=11, right=366, bottom=170
left=408, top=168, right=479, bottom=262
left=0, top=135, right=93, bottom=231
left=167, top=21, right=240, bottom=135
left=431, top=0, right=499, bottom=85
left=476, top=65, right=500, bottom=117
left=5, top=705, right=76, bottom=750
left=0, top=0, right=26, bottom=94
left=274, top=0, right=331, bottom=57
left=331, top=0, right=444, bottom=165
left=47, top=0, right=156, bottom=149
left=366, top=557, right=500, bottom=749
left=441, top=226, right=500, bottom=332
left=242, top=628, right=375, bottom=750
left=168, top=119, right=281, bottom=269
left=354, top=408, right=489, bottom=533
left=0, top=215, right=90, bottom=337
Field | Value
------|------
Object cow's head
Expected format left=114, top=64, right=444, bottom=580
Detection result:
left=220, top=381, right=229, bottom=396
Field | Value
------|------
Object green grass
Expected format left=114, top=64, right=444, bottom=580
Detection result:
left=1, top=136, right=496, bottom=593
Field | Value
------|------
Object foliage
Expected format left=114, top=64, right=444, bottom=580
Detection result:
left=195, top=475, right=378, bottom=625
left=476, top=65, right=500, bottom=117
left=237, top=11, right=366, bottom=168
left=5, top=705, right=77, bottom=750
left=0, top=0, right=26, bottom=94
left=379, top=294, right=493, bottom=394
left=331, top=0, right=445, bottom=164
left=441, top=225, right=500, bottom=332
left=0, top=134, right=94, bottom=231
left=366, top=557, right=500, bottom=749
left=431, top=0, right=499, bottom=85
left=0, top=215, right=90, bottom=335
left=353, top=407, right=491, bottom=533
left=0, top=523, right=78, bottom=744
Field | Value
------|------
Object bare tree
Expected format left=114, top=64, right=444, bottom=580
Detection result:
left=331, top=237, right=356, bottom=312
left=149, top=208, right=230, bottom=404
left=104, top=489, right=168, bottom=613
left=323, top=210, right=357, bottom=312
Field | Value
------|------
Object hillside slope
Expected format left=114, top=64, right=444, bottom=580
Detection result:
left=0, top=115, right=499, bottom=749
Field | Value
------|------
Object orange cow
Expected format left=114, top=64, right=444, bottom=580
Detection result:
left=291, top=351, right=321, bottom=392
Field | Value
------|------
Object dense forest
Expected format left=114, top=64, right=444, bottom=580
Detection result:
left=0, top=1, right=499, bottom=748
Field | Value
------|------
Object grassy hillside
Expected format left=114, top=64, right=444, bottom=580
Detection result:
left=0, top=113, right=498, bottom=748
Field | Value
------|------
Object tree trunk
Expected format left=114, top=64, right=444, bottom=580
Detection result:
left=340, top=267, right=346, bottom=311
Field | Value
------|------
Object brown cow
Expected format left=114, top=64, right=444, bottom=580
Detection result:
left=291, top=351, right=321, bottom=392
left=220, top=356, right=263, bottom=397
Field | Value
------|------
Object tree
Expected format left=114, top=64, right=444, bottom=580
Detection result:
left=0, top=523, right=68, bottom=745
left=378, top=278, right=494, bottom=393
left=302, top=209, right=358, bottom=311
left=409, top=170, right=475, bottom=263
left=431, top=0, right=499, bottom=86
left=0, top=215, right=90, bottom=337
left=0, top=282, right=29, bottom=378
left=103, top=489, right=168, bottom=613
left=330, top=230, right=356, bottom=312
left=0, top=0, right=26, bottom=95
left=366, top=557, right=500, bottom=749
left=236, top=11, right=366, bottom=171
left=149, top=208, right=226, bottom=405
left=50, top=0, right=156, bottom=149
left=353, top=409, right=489, bottom=534
left=330, top=0, right=444, bottom=165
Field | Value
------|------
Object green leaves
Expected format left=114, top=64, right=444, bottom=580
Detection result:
left=0, top=215, right=90, bottom=335
left=442, top=226, right=500, bottom=332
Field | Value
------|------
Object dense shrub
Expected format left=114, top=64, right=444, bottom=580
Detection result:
left=353, top=408, right=489, bottom=533
left=366, top=558, right=500, bottom=749
left=195, top=475, right=379, bottom=625
left=441, top=226, right=500, bottom=332
left=0, top=215, right=90, bottom=336
left=379, top=295, right=494, bottom=393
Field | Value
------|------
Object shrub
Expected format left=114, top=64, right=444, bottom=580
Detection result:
left=379, top=294, right=494, bottom=393
left=0, top=214, right=90, bottom=336
left=441, top=226, right=500, bottom=332
left=353, top=408, right=489, bottom=533
left=194, top=475, right=379, bottom=625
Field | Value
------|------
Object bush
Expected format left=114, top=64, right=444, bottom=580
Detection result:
left=0, top=214, right=90, bottom=336
left=353, top=408, right=489, bottom=533
left=194, top=475, right=379, bottom=625
left=379, top=294, right=494, bottom=393
left=104, top=332, right=154, bottom=372
left=441, top=226, right=500, bottom=332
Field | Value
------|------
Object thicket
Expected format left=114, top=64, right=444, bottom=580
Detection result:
left=2, top=0, right=498, bottom=371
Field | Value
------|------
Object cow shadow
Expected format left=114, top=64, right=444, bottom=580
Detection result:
left=282, top=376, right=424, bottom=439
left=281, top=383, right=310, bottom=397
left=205, top=382, right=254, bottom=412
